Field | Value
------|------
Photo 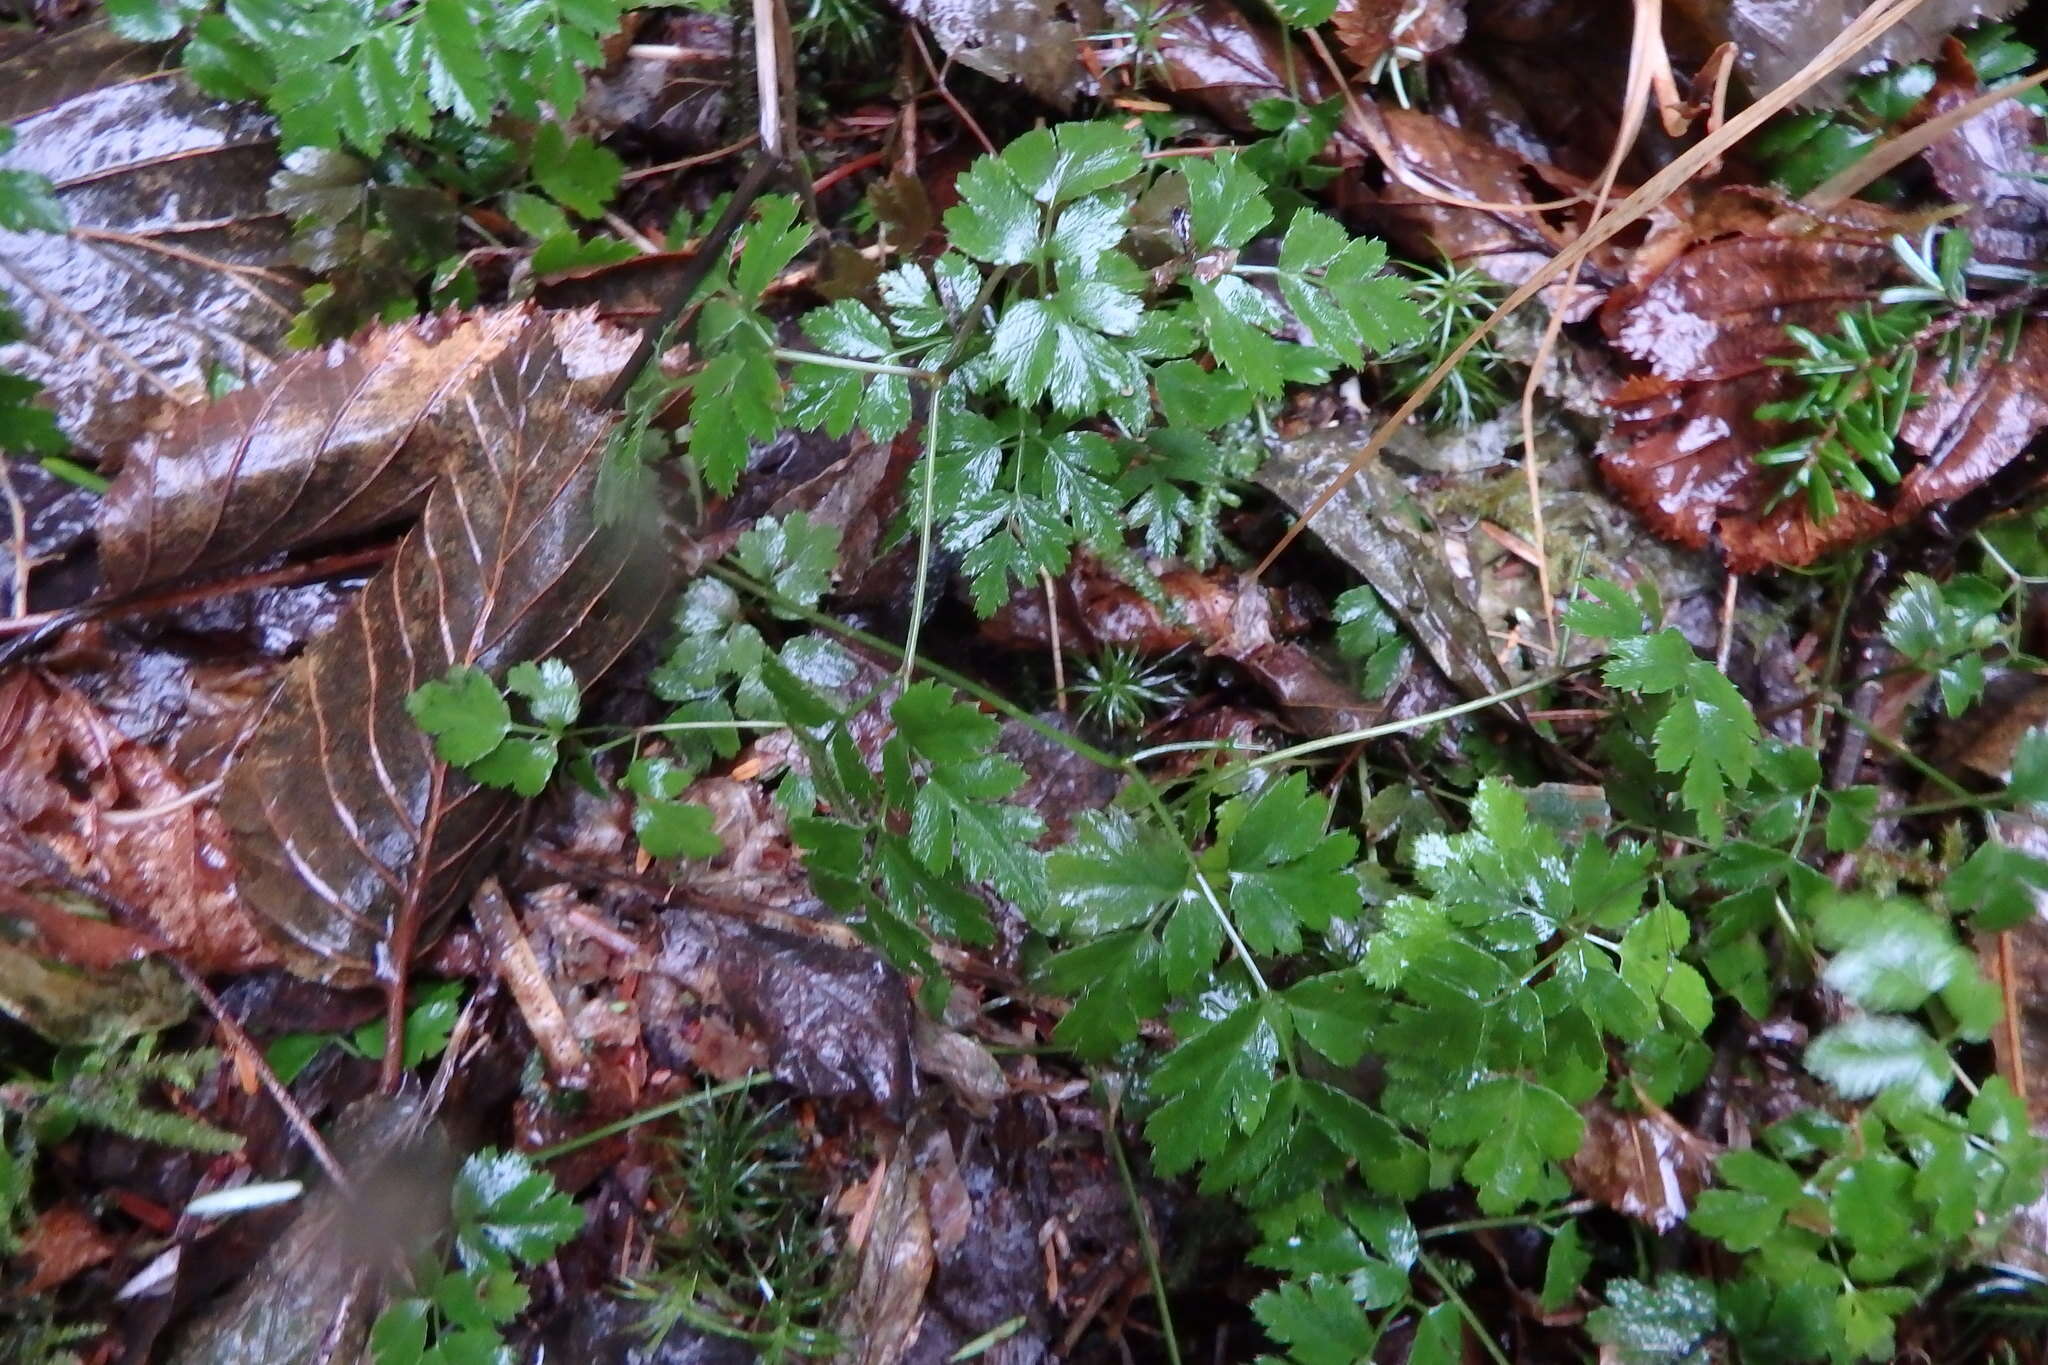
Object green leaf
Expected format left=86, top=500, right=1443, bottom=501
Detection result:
left=370, top=1298, right=431, bottom=1365
left=1000, top=121, right=1143, bottom=206
left=634, top=798, right=722, bottom=861
left=1182, top=155, right=1272, bottom=252
left=468, top=735, right=558, bottom=796
left=407, top=666, right=511, bottom=766
left=105, top=0, right=196, bottom=41
left=420, top=0, right=500, bottom=124
left=733, top=195, right=811, bottom=301
left=2010, top=725, right=2048, bottom=807
left=1045, top=809, right=1189, bottom=936
left=0, top=168, right=67, bottom=234
left=1805, top=1015, right=1950, bottom=1106
left=1145, top=998, right=1284, bottom=1174
left=450, top=1148, right=579, bottom=1271
left=1251, top=1276, right=1379, bottom=1365
left=1407, top=1302, right=1464, bottom=1365
left=943, top=155, right=1040, bottom=265
left=1266, top=0, right=1338, bottom=25
left=1813, top=899, right=1968, bottom=1012
left=1435, top=1076, right=1583, bottom=1213
left=1947, top=840, right=2048, bottom=930
left=1586, top=1276, right=1719, bottom=1365
left=733, top=511, right=841, bottom=612
left=1220, top=774, right=1358, bottom=955
left=1562, top=578, right=1648, bottom=640
left=1540, top=1220, right=1591, bottom=1313
left=505, top=658, right=579, bottom=730
left=987, top=292, right=1145, bottom=415
left=530, top=123, right=622, bottom=218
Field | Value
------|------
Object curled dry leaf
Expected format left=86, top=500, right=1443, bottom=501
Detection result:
left=1566, top=1097, right=1721, bottom=1234
left=218, top=307, right=673, bottom=985
left=0, top=22, right=300, bottom=455
left=0, top=669, right=274, bottom=974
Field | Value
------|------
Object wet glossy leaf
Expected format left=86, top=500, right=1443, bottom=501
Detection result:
left=1584, top=1275, right=1718, bottom=1365
left=223, top=309, right=672, bottom=984
left=0, top=23, right=301, bottom=455
left=1805, top=1015, right=1950, bottom=1105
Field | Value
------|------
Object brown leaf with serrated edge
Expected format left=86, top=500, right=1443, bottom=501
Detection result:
left=1897, top=318, right=2048, bottom=515
left=1598, top=190, right=1916, bottom=570
left=0, top=22, right=301, bottom=456
left=0, top=670, right=273, bottom=975
left=98, top=311, right=528, bottom=596
left=222, top=307, right=673, bottom=986
left=1330, top=0, right=1464, bottom=76
left=1600, top=187, right=2048, bottom=568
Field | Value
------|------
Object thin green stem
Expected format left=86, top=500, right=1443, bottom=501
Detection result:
left=1096, top=1076, right=1185, bottom=1365
left=1246, top=669, right=1582, bottom=770
left=529, top=1074, right=770, bottom=1160
left=1417, top=1254, right=1513, bottom=1365
left=901, top=402, right=943, bottom=683
left=770, top=347, right=937, bottom=380
left=1133, top=775, right=1268, bottom=995
left=1420, top=1202, right=1595, bottom=1241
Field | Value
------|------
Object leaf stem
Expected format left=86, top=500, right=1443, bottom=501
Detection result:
left=1133, top=775, right=1268, bottom=995
left=1244, top=668, right=1582, bottom=769
left=770, top=347, right=938, bottom=380
left=1095, top=1075, right=1185, bottom=1365
left=1417, top=1254, right=1514, bottom=1365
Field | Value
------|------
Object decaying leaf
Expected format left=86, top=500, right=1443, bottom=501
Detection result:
left=1600, top=188, right=2048, bottom=569
left=1916, top=37, right=2048, bottom=266
left=1567, top=1098, right=1721, bottom=1233
left=0, top=670, right=274, bottom=974
left=95, top=315, right=500, bottom=595
left=655, top=906, right=916, bottom=1119
left=0, top=936, right=189, bottom=1046
left=1259, top=426, right=1512, bottom=699
left=18, top=1203, right=120, bottom=1296
left=889, top=0, right=1104, bottom=106
left=0, top=22, right=301, bottom=455
left=835, top=1133, right=936, bottom=1365
left=1717, top=0, right=2021, bottom=107
left=220, top=307, right=673, bottom=986
left=1331, top=0, right=1465, bottom=79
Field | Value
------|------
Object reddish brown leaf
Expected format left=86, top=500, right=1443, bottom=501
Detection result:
left=1153, top=1, right=1358, bottom=155
left=1598, top=191, right=1922, bottom=570
left=0, top=669, right=273, bottom=974
left=1600, top=188, right=2048, bottom=567
left=98, top=311, right=531, bottom=596
left=18, top=1203, right=119, bottom=1296
left=0, top=22, right=301, bottom=455
left=1917, top=37, right=2048, bottom=266
left=1371, top=107, right=1614, bottom=318
left=1897, top=318, right=2048, bottom=515
left=221, top=308, right=674, bottom=985
left=1566, top=1098, right=1720, bottom=1233
left=1330, top=0, right=1464, bottom=77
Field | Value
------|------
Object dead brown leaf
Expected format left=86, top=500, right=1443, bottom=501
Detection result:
left=18, top=1202, right=119, bottom=1295
left=0, top=670, right=273, bottom=974
left=1916, top=37, right=2048, bottom=266
left=95, top=315, right=513, bottom=596
left=1715, top=0, right=2022, bottom=108
left=1331, top=0, right=1464, bottom=75
left=0, top=22, right=301, bottom=456
left=221, top=307, right=674, bottom=986
left=1567, top=1097, right=1721, bottom=1233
